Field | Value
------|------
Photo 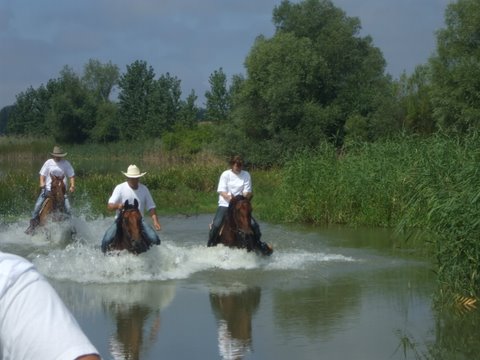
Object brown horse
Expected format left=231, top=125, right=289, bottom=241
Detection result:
left=26, top=174, right=70, bottom=234
left=217, top=195, right=273, bottom=256
left=107, top=199, right=151, bottom=254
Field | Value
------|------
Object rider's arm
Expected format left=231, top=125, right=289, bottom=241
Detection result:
left=243, top=191, right=253, bottom=200
left=69, top=176, right=75, bottom=192
left=108, top=203, right=123, bottom=211
left=39, top=175, right=46, bottom=188
left=219, top=191, right=232, bottom=202
left=148, top=208, right=161, bottom=231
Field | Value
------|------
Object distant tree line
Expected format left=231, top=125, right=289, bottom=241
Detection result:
left=1, top=0, right=479, bottom=166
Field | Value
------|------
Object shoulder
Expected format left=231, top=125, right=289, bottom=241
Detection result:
left=114, top=182, right=128, bottom=191
left=138, top=183, right=151, bottom=193
left=241, top=170, right=251, bottom=178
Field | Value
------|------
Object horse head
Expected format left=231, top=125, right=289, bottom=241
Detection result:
left=118, top=199, right=149, bottom=254
left=49, top=173, right=66, bottom=211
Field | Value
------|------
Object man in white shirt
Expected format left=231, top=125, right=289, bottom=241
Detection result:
left=101, top=165, right=161, bottom=253
left=26, top=145, right=75, bottom=234
left=0, top=251, right=100, bottom=360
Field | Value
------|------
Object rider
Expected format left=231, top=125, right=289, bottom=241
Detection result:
left=101, top=165, right=161, bottom=253
left=208, top=155, right=266, bottom=250
left=26, top=145, right=75, bottom=233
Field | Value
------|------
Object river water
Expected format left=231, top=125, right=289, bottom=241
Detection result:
left=3, top=210, right=466, bottom=360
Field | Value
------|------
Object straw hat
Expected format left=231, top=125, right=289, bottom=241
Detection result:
left=122, top=164, right=147, bottom=178
left=50, top=146, right=67, bottom=157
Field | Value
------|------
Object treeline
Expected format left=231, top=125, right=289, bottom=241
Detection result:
left=2, top=0, right=480, bottom=167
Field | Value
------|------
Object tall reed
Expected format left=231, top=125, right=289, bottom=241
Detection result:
left=275, top=132, right=480, bottom=296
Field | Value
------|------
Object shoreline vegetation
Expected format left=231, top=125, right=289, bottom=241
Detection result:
left=1, top=133, right=479, bottom=299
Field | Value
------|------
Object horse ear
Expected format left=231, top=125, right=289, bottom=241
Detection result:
left=124, top=199, right=129, bottom=207
left=134, top=199, right=139, bottom=209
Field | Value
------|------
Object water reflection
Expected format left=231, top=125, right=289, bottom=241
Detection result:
left=54, top=281, right=175, bottom=360
left=107, top=303, right=159, bottom=360
left=273, top=277, right=361, bottom=338
left=209, top=285, right=261, bottom=360
left=102, top=283, right=174, bottom=360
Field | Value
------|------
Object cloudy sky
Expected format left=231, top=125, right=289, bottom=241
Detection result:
left=0, top=0, right=452, bottom=109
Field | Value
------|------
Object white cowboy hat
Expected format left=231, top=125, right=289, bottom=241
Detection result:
left=50, top=145, right=67, bottom=157
left=122, top=164, right=147, bottom=178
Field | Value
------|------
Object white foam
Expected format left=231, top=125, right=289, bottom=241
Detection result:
left=1, top=215, right=357, bottom=284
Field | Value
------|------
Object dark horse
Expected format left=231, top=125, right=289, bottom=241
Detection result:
left=105, top=199, right=151, bottom=254
left=217, top=195, right=273, bottom=256
left=25, top=174, right=70, bottom=235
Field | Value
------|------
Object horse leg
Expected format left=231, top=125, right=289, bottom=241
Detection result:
left=25, top=217, right=40, bottom=235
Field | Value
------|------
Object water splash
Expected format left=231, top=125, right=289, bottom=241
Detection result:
left=1, top=214, right=357, bottom=284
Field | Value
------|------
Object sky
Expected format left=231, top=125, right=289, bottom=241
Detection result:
left=0, top=0, right=453, bottom=110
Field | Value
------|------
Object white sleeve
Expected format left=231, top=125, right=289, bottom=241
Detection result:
left=143, top=187, right=156, bottom=212
left=243, top=171, right=252, bottom=193
left=0, top=254, right=99, bottom=360
left=108, top=184, right=123, bottom=204
left=217, top=170, right=230, bottom=193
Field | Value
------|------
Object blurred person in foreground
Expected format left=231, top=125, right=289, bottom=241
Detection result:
left=0, top=251, right=100, bottom=359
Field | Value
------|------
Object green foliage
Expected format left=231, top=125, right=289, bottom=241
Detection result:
left=398, top=132, right=480, bottom=296
left=205, top=68, right=231, bottom=123
left=429, top=0, right=480, bottom=132
left=161, top=123, right=216, bottom=157
left=7, top=84, right=53, bottom=136
left=117, top=60, right=156, bottom=140
left=231, top=0, right=395, bottom=166
left=46, top=66, right=96, bottom=144
left=82, top=59, right=120, bottom=103
left=273, top=132, right=480, bottom=296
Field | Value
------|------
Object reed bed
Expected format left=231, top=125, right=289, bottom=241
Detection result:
left=275, top=132, right=480, bottom=297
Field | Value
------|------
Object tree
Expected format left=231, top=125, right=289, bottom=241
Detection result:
left=46, top=66, right=96, bottom=143
left=7, top=86, right=50, bottom=136
left=205, top=68, right=230, bottom=123
left=82, top=59, right=120, bottom=103
left=147, top=73, right=183, bottom=136
left=397, top=66, right=435, bottom=134
left=232, top=0, right=392, bottom=162
left=429, top=0, right=480, bottom=132
left=0, top=106, right=13, bottom=135
left=117, top=60, right=156, bottom=140
left=178, top=89, right=199, bottom=128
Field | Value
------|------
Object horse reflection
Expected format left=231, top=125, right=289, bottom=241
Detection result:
left=210, top=286, right=261, bottom=360
left=217, top=195, right=273, bottom=256
left=108, top=303, right=160, bottom=360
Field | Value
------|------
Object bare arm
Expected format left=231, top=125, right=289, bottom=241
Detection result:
left=69, top=176, right=75, bottom=193
left=148, top=208, right=161, bottom=231
left=219, top=191, right=232, bottom=202
left=107, top=203, right=123, bottom=211
left=39, top=175, right=46, bottom=188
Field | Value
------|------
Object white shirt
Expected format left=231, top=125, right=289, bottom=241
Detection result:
left=39, top=158, right=75, bottom=191
left=108, top=181, right=156, bottom=218
left=217, top=169, right=252, bottom=207
left=0, top=252, right=99, bottom=360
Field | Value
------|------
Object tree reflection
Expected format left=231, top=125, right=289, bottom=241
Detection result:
left=209, top=286, right=261, bottom=360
